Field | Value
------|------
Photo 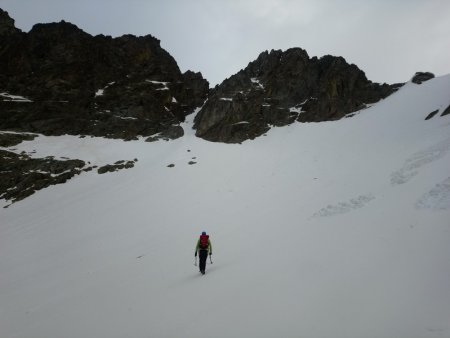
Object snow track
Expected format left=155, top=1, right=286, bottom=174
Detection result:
left=391, top=136, right=450, bottom=186
left=416, top=177, right=450, bottom=210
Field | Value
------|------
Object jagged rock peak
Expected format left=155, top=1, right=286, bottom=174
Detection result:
left=0, top=8, right=19, bottom=35
left=0, top=9, right=209, bottom=141
left=250, top=48, right=310, bottom=71
left=28, top=19, right=162, bottom=48
left=28, top=20, right=93, bottom=40
left=194, top=48, right=401, bottom=143
left=30, top=19, right=85, bottom=32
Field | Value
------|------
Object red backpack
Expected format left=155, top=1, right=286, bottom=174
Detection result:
left=199, top=234, right=209, bottom=249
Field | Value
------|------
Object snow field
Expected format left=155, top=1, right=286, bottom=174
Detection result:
left=1, top=75, right=450, bottom=338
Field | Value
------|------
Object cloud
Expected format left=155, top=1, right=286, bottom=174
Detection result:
left=230, top=0, right=319, bottom=26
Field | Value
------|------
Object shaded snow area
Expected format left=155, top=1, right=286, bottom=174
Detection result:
left=1, top=76, right=450, bottom=338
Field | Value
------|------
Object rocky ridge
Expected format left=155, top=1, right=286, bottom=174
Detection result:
left=0, top=9, right=209, bottom=141
left=194, top=48, right=403, bottom=143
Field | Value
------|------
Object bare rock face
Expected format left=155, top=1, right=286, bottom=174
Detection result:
left=1, top=10, right=404, bottom=146
left=0, top=8, right=19, bottom=35
left=194, top=48, right=402, bottom=143
left=0, top=10, right=209, bottom=141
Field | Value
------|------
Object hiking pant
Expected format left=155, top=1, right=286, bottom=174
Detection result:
left=199, top=249, right=208, bottom=272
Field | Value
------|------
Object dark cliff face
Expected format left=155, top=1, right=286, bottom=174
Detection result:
left=0, top=9, right=209, bottom=140
left=1, top=9, right=403, bottom=145
left=194, top=48, right=402, bottom=143
left=0, top=8, right=19, bottom=35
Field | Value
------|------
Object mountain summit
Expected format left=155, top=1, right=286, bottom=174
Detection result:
left=0, top=9, right=209, bottom=141
left=0, top=8, right=19, bottom=35
left=194, top=48, right=402, bottom=143
left=1, top=11, right=406, bottom=144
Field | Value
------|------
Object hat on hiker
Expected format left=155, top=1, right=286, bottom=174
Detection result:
left=202, top=231, right=206, bottom=235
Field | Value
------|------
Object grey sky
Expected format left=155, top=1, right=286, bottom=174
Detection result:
left=1, top=0, right=449, bottom=86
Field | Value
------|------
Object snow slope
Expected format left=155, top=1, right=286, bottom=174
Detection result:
left=1, top=75, right=450, bottom=338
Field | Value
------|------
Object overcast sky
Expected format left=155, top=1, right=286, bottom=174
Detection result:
left=1, top=0, right=449, bottom=86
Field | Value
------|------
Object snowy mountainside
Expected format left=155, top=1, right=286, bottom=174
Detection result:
left=1, top=75, right=450, bottom=338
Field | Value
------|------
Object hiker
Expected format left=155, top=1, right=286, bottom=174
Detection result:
left=195, top=231, right=212, bottom=275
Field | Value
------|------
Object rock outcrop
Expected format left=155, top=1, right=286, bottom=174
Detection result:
left=441, top=104, right=450, bottom=117
left=0, top=8, right=18, bottom=35
left=194, top=48, right=402, bottom=143
left=0, top=149, right=87, bottom=204
left=0, top=9, right=209, bottom=141
left=412, top=72, right=435, bottom=84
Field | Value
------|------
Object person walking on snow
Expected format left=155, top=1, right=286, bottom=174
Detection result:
left=195, top=231, right=212, bottom=275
